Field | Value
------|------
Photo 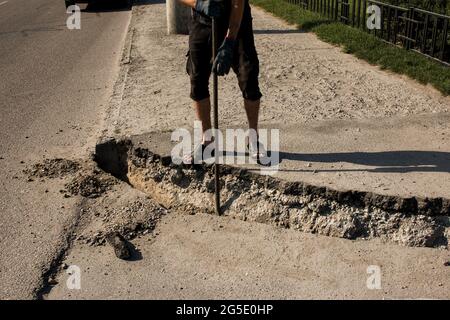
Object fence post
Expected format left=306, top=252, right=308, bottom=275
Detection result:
left=386, top=6, right=391, bottom=41
left=362, top=0, right=367, bottom=30
left=351, top=0, right=356, bottom=26
left=357, top=0, right=361, bottom=28
left=393, top=8, right=398, bottom=43
left=440, top=17, right=448, bottom=60
left=406, top=7, right=413, bottom=50
left=334, top=0, right=339, bottom=20
left=379, top=4, right=384, bottom=39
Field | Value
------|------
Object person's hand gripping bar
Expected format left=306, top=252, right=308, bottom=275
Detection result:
left=212, top=0, right=245, bottom=76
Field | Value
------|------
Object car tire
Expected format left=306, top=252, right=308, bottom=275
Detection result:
left=65, top=0, right=76, bottom=9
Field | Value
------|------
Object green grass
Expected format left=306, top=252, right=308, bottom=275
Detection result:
left=251, top=0, right=450, bottom=95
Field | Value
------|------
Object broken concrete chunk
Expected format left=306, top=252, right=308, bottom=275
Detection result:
left=106, top=232, right=131, bottom=260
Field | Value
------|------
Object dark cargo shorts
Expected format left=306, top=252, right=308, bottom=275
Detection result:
left=186, top=8, right=262, bottom=102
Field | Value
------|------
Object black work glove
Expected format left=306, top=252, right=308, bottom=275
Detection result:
left=194, top=0, right=223, bottom=18
left=212, top=38, right=236, bottom=76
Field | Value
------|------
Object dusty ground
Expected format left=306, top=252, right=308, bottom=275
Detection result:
left=108, top=1, right=450, bottom=134
left=48, top=207, right=450, bottom=300
left=43, top=1, right=450, bottom=300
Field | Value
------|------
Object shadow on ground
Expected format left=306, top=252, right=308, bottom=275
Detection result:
left=221, top=150, right=450, bottom=174
left=81, top=0, right=132, bottom=13
left=253, top=29, right=306, bottom=34
left=133, top=0, right=165, bottom=6
left=277, top=150, right=450, bottom=174
left=127, top=241, right=143, bottom=261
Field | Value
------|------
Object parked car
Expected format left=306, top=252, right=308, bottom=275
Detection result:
left=65, top=0, right=132, bottom=9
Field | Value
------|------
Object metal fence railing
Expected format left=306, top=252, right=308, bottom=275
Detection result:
left=286, top=0, right=450, bottom=64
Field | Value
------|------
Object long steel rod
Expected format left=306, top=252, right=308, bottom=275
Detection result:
left=212, top=17, right=221, bottom=216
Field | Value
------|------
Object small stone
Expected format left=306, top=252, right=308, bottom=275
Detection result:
left=106, top=232, right=131, bottom=260
left=48, top=278, right=58, bottom=285
left=61, top=263, right=69, bottom=270
left=307, top=163, right=312, bottom=167
left=444, top=261, right=450, bottom=267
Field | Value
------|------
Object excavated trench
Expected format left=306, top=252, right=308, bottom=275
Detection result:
left=94, top=137, right=450, bottom=248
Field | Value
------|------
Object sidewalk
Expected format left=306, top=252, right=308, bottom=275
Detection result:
left=105, top=0, right=450, bottom=200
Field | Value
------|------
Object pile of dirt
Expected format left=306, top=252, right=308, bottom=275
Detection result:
left=75, top=198, right=167, bottom=246
left=25, top=158, right=117, bottom=199
left=101, top=199, right=166, bottom=238
left=24, top=158, right=80, bottom=179
left=64, top=173, right=118, bottom=198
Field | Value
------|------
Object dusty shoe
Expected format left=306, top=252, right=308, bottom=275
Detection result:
left=183, top=142, right=215, bottom=165
left=106, top=232, right=131, bottom=260
left=247, top=134, right=269, bottom=165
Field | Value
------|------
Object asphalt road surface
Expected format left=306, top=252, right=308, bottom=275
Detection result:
left=0, top=0, right=131, bottom=299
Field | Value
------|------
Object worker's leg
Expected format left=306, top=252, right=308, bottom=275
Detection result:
left=194, top=97, right=213, bottom=143
left=186, top=11, right=215, bottom=154
left=231, top=7, right=262, bottom=133
left=233, top=22, right=263, bottom=159
left=244, top=98, right=260, bottom=132
left=243, top=97, right=266, bottom=161
left=185, top=37, right=216, bottom=162
left=231, top=12, right=264, bottom=160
